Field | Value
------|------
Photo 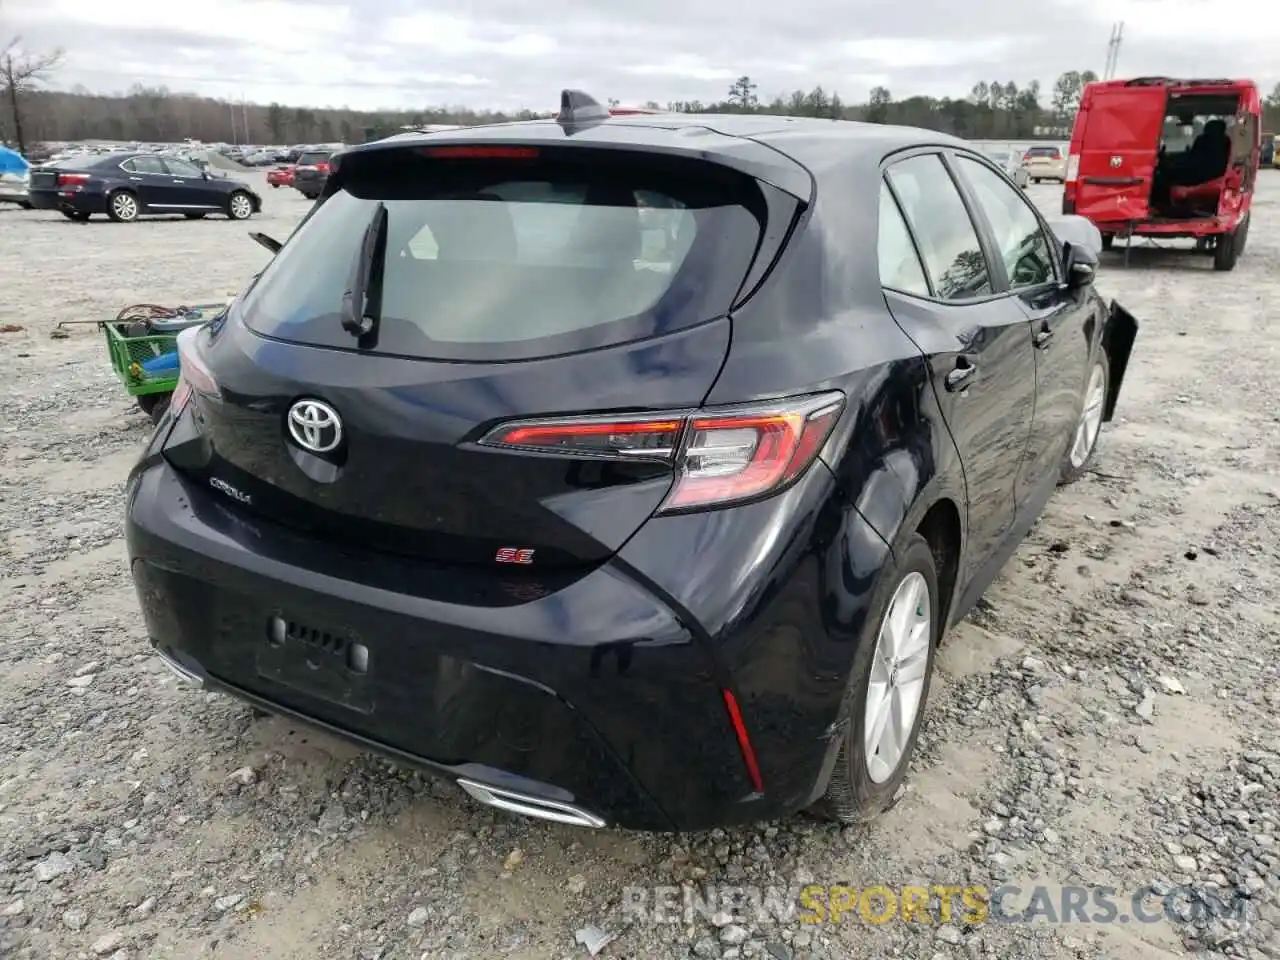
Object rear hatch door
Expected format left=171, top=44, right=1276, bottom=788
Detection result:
left=170, top=135, right=799, bottom=569
left=1074, top=85, right=1167, bottom=222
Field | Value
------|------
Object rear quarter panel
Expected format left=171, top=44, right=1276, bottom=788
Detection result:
left=641, top=177, right=968, bottom=812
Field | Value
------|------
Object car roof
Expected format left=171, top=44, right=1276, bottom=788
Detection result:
left=338, top=112, right=972, bottom=200
left=1087, top=76, right=1257, bottom=94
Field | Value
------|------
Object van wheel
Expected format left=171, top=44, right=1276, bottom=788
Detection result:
left=1101, top=234, right=1114, bottom=251
left=1233, top=215, right=1250, bottom=258
left=809, top=534, right=940, bottom=824
left=1213, top=228, right=1241, bottom=271
left=1032, top=177, right=1041, bottom=184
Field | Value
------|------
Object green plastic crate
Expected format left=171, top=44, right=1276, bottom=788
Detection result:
left=99, top=304, right=227, bottom=397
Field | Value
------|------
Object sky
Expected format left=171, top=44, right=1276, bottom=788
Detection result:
left=3, top=0, right=1279, bottom=112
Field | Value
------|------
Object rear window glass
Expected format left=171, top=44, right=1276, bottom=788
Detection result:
left=237, top=149, right=765, bottom=361
left=1024, top=147, right=1061, bottom=158
left=298, top=152, right=330, bottom=165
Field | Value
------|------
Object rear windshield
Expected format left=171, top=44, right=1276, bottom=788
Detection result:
left=298, top=152, right=330, bottom=165
left=237, top=148, right=766, bottom=361
left=1024, top=147, right=1061, bottom=158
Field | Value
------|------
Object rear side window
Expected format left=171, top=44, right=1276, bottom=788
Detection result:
left=127, top=156, right=166, bottom=174
left=877, top=182, right=930, bottom=297
left=1024, top=147, right=1061, bottom=159
left=238, top=149, right=765, bottom=361
left=955, top=157, right=1056, bottom=289
left=885, top=154, right=992, bottom=301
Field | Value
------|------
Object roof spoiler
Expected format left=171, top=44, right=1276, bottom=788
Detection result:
left=557, top=89, right=611, bottom=134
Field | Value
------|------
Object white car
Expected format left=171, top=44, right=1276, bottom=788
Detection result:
left=1021, top=145, right=1067, bottom=183
left=983, top=150, right=1031, bottom=189
left=0, top=171, right=31, bottom=209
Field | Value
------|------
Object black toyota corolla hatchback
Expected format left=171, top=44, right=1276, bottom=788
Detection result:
left=126, top=92, right=1138, bottom=831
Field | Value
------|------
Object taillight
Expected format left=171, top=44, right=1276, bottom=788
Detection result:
left=421, top=146, right=539, bottom=160
left=315, top=162, right=330, bottom=173
left=56, top=173, right=89, bottom=187
left=1065, top=154, right=1080, bottom=183
left=169, top=326, right=220, bottom=413
left=478, top=391, right=844, bottom=512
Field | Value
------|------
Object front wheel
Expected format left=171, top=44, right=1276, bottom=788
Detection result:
left=1059, top=352, right=1110, bottom=484
left=227, top=191, right=254, bottom=220
left=810, top=534, right=940, bottom=824
left=61, top=210, right=91, bottom=222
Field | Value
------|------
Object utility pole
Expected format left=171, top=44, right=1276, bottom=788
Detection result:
left=229, top=103, right=237, bottom=144
left=242, top=94, right=250, bottom=145
left=1104, top=22, right=1124, bottom=80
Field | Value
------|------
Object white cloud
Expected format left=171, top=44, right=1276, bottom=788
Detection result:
left=3, top=0, right=1277, bottom=111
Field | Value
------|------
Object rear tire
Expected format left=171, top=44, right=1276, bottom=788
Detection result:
left=184, top=212, right=207, bottom=220
left=1213, top=228, right=1240, bottom=271
left=61, top=210, right=91, bottom=222
left=1101, top=234, right=1114, bottom=251
left=106, top=190, right=140, bottom=223
left=809, top=534, right=940, bottom=824
left=1060, top=351, right=1110, bottom=485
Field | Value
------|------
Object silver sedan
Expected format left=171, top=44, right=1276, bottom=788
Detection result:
left=983, top=150, right=1031, bottom=190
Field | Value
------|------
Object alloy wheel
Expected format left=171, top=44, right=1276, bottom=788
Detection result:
left=864, top=571, right=932, bottom=784
left=1069, top=362, right=1107, bottom=469
left=112, top=193, right=138, bottom=221
left=229, top=194, right=253, bottom=220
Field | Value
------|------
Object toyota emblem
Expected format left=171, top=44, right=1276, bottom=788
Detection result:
left=287, top=399, right=343, bottom=454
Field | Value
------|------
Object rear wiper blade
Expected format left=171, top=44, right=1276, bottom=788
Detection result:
left=341, top=201, right=388, bottom=344
left=248, top=231, right=282, bottom=255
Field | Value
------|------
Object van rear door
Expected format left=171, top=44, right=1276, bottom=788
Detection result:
left=1073, top=85, right=1167, bottom=224
left=1220, top=84, right=1262, bottom=222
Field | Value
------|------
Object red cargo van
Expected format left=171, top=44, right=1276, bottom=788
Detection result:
left=1062, top=77, right=1261, bottom=270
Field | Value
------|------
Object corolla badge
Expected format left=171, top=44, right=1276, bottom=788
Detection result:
left=287, top=399, right=343, bottom=453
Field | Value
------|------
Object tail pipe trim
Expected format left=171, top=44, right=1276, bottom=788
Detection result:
left=456, top=778, right=607, bottom=828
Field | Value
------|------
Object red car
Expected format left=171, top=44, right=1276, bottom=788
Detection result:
left=267, top=165, right=295, bottom=188
left=1062, top=76, right=1261, bottom=271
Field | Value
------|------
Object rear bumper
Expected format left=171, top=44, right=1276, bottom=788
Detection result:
left=28, top=189, right=107, bottom=214
left=124, top=450, right=872, bottom=830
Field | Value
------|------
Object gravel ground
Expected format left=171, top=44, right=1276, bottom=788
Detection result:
left=0, top=171, right=1278, bottom=960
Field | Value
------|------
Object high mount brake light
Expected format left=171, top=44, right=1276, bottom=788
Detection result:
left=478, top=392, right=845, bottom=512
left=420, top=146, right=540, bottom=160
left=170, top=325, right=220, bottom=412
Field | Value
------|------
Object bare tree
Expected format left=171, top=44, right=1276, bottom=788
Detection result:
left=0, top=2, right=64, bottom=156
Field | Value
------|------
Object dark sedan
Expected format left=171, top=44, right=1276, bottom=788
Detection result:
left=27, top=152, right=261, bottom=222
left=125, top=91, right=1138, bottom=832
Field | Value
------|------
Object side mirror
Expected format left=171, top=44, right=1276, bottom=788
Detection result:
left=1064, top=241, right=1098, bottom=289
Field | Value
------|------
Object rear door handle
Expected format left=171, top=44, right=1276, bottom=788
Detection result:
left=945, top=362, right=976, bottom=392
left=129, top=176, right=143, bottom=181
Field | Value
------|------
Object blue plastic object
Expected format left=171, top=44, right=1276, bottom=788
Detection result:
left=140, top=350, right=180, bottom=375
